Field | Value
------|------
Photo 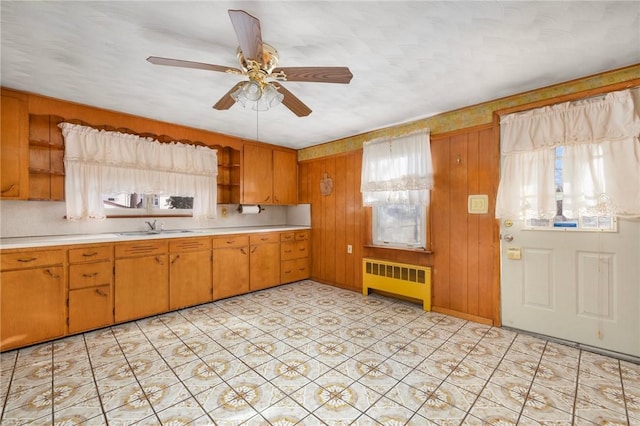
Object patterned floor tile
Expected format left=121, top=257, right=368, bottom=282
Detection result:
left=0, top=280, right=635, bottom=425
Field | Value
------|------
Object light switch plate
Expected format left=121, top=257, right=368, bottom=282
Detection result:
left=468, top=194, right=489, bottom=214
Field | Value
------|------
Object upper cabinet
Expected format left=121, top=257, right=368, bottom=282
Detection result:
left=0, top=90, right=29, bottom=199
left=242, top=144, right=297, bottom=205
left=273, top=149, right=298, bottom=205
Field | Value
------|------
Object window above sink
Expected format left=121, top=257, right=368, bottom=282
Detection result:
left=103, top=193, right=194, bottom=217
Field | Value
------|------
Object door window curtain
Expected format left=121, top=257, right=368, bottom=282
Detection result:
left=496, top=89, right=640, bottom=219
left=361, top=130, right=434, bottom=206
left=60, top=123, right=218, bottom=220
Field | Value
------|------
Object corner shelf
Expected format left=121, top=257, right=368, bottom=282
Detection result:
left=28, top=115, right=65, bottom=201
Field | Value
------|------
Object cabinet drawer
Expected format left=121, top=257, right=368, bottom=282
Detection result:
left=169, top=237, right=211, bottom=252
left=250, top=232, right=280, bottom=245
left=280, top=232, right=295, bottom=242
left=212, top=235, right=249, bottom=249
left=1, top=249, right=64, bottom=271
left=281, top=258, right=309, bottom=283
left=295, top=231, right=310, bottom=241
left=69, top=261, right=112, bottom=290
left=115, top=240, right=168, bottom=258
left=69, top=245, right=113, bottom=264
left=281, top=240, right=309, bottom=261
left=282, top=230, right=309, bottom=242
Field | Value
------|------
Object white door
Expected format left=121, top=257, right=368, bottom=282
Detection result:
left=500, top=218, right=640, bottom=358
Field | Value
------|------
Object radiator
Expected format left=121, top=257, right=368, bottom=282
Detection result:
left=362, top=258, right=431, bottom=311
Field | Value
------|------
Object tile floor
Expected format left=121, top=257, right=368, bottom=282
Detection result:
left=0, top=280, right=638, bottom=425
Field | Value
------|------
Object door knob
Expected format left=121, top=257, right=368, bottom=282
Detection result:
left=503, top=234, right=514, bottom=242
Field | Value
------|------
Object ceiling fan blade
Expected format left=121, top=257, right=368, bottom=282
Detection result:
left=147, top=56, right=241, bottom=74
left=213, top=82, right=244, bottom=110
left=272, top=66, right=353, bottom=84
left=228, top=9, right=263, bottom=64
left=272, top=83, right=312, bottom=117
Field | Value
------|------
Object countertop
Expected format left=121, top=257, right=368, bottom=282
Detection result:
left=0, top=225, right=311, bottom=250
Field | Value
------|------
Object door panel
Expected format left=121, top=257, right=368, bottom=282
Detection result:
left=501, top=218, right=640, bottom=358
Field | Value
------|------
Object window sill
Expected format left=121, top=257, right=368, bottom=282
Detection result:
left=364, top=244, right=433, bottom=254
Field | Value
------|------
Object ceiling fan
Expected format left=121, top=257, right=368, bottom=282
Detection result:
left=147, top=9, right=353, bottom=117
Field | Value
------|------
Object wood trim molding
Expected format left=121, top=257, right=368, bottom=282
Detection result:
left=431, top=306, right=494, bottom=326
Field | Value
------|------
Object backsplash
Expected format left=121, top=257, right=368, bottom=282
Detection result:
left=0, top=200, right=310, bottom=238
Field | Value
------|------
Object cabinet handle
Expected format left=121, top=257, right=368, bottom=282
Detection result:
left=251, top=246, right=257, bottom=254
left=285, top=249, right=292, bottom=254
left=155, top=256, right=164, bottom=265
left=299, top=248, right=306, bottom=252
left=95, top=288, right=108, bottom=297
left=82, top=272, right=98, bottom=278
left=1, top=184, right=15, bottom=194
left=45, top=269, right=60, bottom=279
left=263, top=195, right=270, bottom=202
left=171, top=255, right=180, bottom=264
left=240, top=248, right=247, bottom=255
left=17, top=257, right=37, bottom=263
left=284, top=269, right=292, bottom=274
left=82, top=252, right=99, bottom=257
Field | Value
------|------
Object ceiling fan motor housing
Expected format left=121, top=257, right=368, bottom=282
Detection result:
left=237, top=43, right=279, bottom=74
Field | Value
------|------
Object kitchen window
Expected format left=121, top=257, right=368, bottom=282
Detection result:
left=60, top=122, right=218, bottom=220
left=103, top=193, right=194, bottom=216
left=360, top=129, right=434, bottom=250
left=373, top=204, right=427, bottom=249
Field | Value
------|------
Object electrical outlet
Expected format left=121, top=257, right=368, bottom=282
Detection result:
left=347, top=244, right=352, bottom=254
left=221, top=206, right=228, bottom=217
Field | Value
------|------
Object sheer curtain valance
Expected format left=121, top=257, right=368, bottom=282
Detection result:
left=60, top=122, right=218, bottom=220
left=361, top=130, right=434, bottom=206
left=496, top=89, right=640, bottom=219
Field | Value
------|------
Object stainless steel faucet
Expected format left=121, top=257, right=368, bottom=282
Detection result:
left=145, top=219, right=157, bottom=231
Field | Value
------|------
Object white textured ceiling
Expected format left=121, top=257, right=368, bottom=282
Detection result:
left=2, top=1, right=639, bottom=149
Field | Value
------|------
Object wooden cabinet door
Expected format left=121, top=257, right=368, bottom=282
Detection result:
left=0, top=267, right=65, bottom=350
left=213, top=246, right=249, bottom=300
left=0, top=92, right=29, bottom=199
left=115, top=255, right=169, bottom=322
left=68, top=285, right=112, bottom=334
left=272, top=149, right=297, bottom=204
left=170, top=250, right=212, bottom=309
left=242, top=144, right=273, bottom=204
left=249, top=242, right=280, bottom=291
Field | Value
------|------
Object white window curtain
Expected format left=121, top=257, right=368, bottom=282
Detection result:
left=60, top=123, right=218, bottom=220
left=496, top=89, right=640, bottom=219
left=361, top=130, right=433, bottom=206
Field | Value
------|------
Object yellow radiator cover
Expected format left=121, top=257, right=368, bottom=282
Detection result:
left=362, top=258, right=431, bottom=311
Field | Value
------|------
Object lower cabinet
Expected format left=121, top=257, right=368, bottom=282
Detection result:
left=212, top=235, right=250, bottom=299
left=0, top=248, right=65, bottom=351
left=68, top=244, right=114, bottom=333
left=69, top=286, right=112, bottom=334
left=115, top=241, right=169, bottom=322
left=0, top=229, right=309, bottom=350
left=280, top=230, right=310, bottom=283
left=169, top=237, right=212, bottom=309
left=249, top=233, right=281, bottom=291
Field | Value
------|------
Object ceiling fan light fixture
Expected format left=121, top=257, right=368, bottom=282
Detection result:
left=263, top=84, right=284, bottom=107
left=242, top=81, right=262, bottom=101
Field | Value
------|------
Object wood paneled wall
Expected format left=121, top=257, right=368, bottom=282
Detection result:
left=298, top=151, right=365, bottom=292
left=430, top=125, right=499, bottom=325
left=299, top=124, right=500, bottom=325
